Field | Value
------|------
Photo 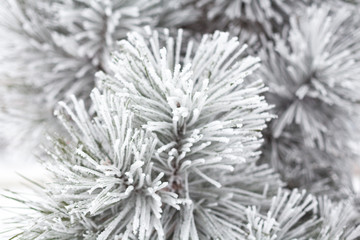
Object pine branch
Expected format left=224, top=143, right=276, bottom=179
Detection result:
left=98, top=28, right=281, bottom=238
left=1, top=29, right=285, bottom=239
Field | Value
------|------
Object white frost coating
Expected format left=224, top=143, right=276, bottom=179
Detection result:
left=102, top=29, right=272, bottom=178
left=95, top=29, right=281, bottom=238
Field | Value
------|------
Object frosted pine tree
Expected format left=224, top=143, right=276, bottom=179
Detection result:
left=1, top=0, right=360, bottom=239
left=3, top=30, right=274, bottom=238
left=2, top=29, right=360, bottom=240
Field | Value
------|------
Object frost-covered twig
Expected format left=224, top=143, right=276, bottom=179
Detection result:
left=2, top=29, right=285, bottom=239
